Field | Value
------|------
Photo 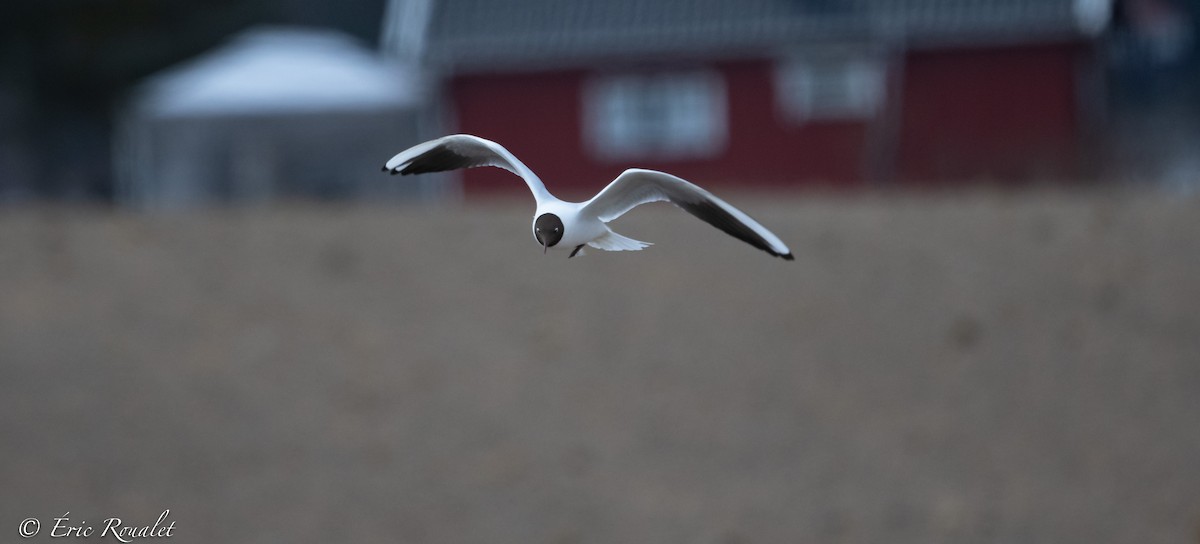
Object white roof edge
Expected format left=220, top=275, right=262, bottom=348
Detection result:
left=135, top=25, right=420, bottom=118
left=1074, top=0, right=1115, bottom=37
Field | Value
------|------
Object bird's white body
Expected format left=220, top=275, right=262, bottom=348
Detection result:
left=532, top=200, right=646, bottom=254
left=384, top=134, right=792, bottom=260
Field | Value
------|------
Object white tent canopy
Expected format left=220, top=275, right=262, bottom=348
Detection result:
left=117, top=26, right=442, bottom=209
left=136, top=26, right=419, bottom=117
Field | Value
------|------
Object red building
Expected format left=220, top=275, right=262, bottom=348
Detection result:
left=388, top=0, right=1113, bottom=197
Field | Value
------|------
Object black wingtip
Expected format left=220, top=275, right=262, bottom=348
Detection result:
left=781, top=253, right=795, bottom=261
left=381, top=165, right=389, bottom=172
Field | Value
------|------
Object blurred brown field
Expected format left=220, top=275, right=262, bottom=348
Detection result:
left=2, top=190, right=1199, bottom=543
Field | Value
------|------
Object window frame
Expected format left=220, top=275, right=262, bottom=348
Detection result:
left=582, top=69, right=729, bottom=162
left=774, top=52, right=887, bottom=123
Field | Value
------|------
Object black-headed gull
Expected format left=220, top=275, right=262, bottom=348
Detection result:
left=383, top=134, right=793, bottom=260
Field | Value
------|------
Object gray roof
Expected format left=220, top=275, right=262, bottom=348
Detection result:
left=419, top=0, right=1111, bottom=71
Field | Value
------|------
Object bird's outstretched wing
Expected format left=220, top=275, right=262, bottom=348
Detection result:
left=582, top=169, right=793, bottom=259
left=383, top=134, right=551, bottom=203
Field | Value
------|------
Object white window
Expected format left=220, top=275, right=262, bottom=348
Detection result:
left=775, top=56, right=886, bottom=122
left=583, top=70, right=727, bottom=161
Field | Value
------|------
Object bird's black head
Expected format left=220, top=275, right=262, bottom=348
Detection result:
left=533, top=213, right=564, bottom=252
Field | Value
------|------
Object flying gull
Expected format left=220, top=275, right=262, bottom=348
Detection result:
left=383, top=134, right=793, bottom=260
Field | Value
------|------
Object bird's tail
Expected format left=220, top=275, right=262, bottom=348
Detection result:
left=587, top=228, right=652, bottom=252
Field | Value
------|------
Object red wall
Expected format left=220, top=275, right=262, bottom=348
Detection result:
left=449, top=60, right=868, bottom=200
left=447, top=44, right=1087, bottom=197
left=895, top=43, right=1083, bottom=184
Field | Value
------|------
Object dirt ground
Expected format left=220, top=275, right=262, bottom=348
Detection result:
left=1, top=190, right=1198, bottom=543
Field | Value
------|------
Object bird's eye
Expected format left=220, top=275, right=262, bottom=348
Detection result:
left=554, top=228, right=560, bottom=232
